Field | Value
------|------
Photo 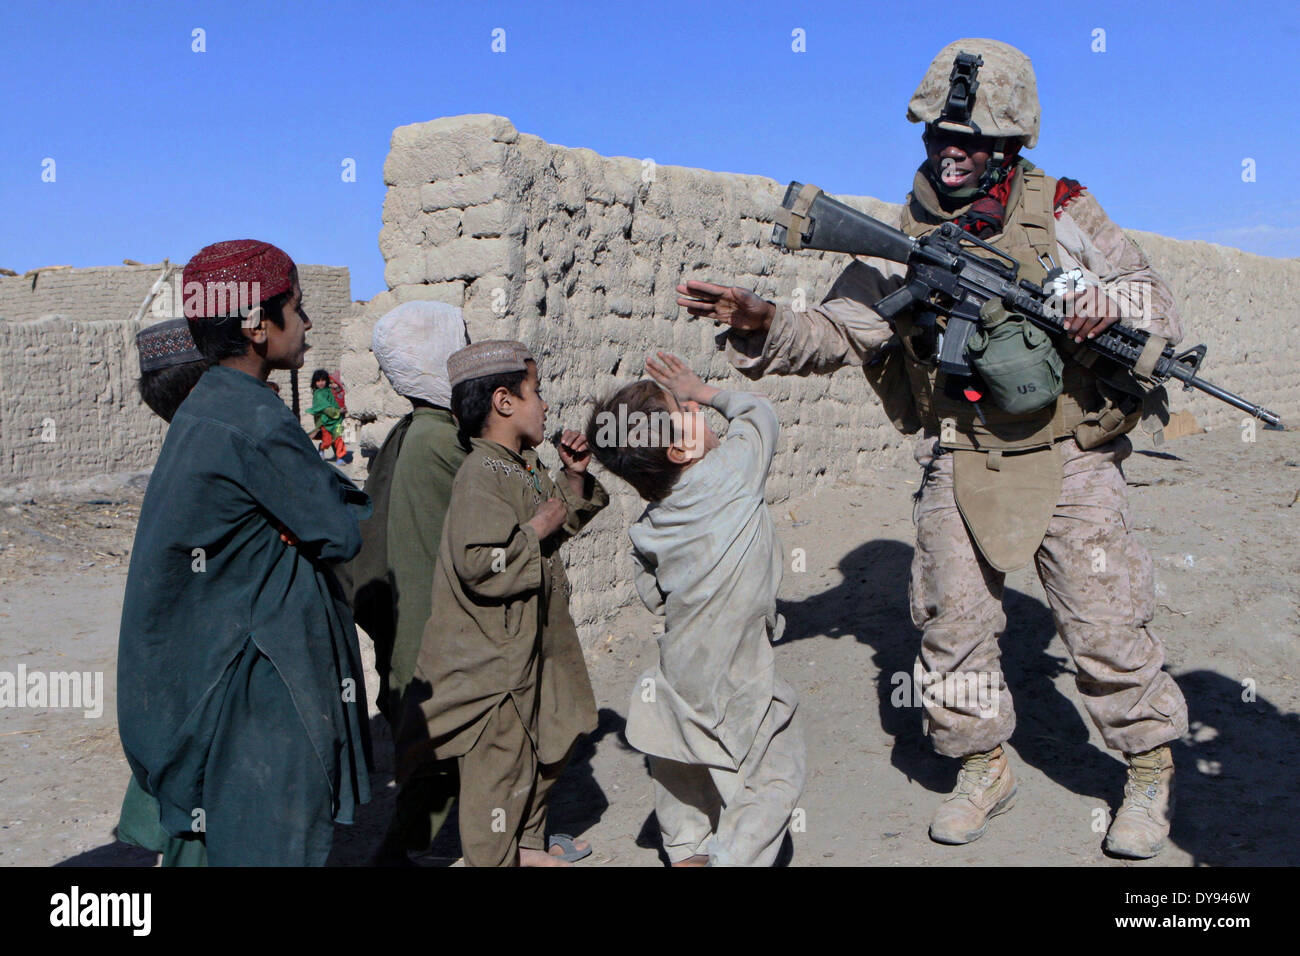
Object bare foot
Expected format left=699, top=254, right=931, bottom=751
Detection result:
left=518, top=836, right=591, bottom=867
left=670, top=854, right=710, bottom=867
left=519, top=847, right=571, bottom=867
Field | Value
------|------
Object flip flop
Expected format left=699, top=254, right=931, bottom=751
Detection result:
left=547, top=833, right=592, bottom=863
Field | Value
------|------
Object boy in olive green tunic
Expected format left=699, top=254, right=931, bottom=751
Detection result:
left=399, top=341, right=608, bottom=867
left=350, top=301, right=470, bottom=862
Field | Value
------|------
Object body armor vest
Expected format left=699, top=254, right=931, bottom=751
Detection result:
left=895, top=165, right=1108, bottom=453
left=881, top=164, right=1149, bottom=571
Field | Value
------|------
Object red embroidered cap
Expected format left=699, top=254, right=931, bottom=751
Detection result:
left=181, top=239, right=296, bottom=319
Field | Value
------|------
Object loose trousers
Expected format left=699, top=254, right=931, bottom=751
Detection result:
left=648, top=687, right=804, bottom=867
left=456, top=696, right=574, bottom=867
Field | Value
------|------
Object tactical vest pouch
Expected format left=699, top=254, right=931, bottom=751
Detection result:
left=1074, top=379, right=1168, bottom=450
left=952, top=445, right=1062, bottom=572
left=966, top=299, right=1064, bottom=415
left=863, top=336, right=924, bottom=435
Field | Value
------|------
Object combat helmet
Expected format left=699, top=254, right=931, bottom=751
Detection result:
left=907, top=38, right=1040, bottom=149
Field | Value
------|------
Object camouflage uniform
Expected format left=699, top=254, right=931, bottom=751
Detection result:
left=909, top=433, right=1185, bottom=756
left=722, top=40, right=1189, bottom=763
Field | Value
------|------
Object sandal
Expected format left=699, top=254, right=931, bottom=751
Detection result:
left=547, top=833, right=592, bottom=863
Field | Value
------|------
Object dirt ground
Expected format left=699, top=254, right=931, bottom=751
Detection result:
left=1, top=425, right=1296, bottom=867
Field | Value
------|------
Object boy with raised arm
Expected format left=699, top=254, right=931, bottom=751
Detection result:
left=398, top=341, right=608, bottom=867
left=586, top=352, right=805, bottom=866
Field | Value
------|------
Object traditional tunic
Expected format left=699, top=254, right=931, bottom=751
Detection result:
left=625, top=390, right=805, bottom=866
left=349, top=405, right=465, bottom=850
left=398, top=438, right=607, bottom=865
left=351, top=407, right=465, bottom=718
left=309, top=385, right=345, bottom=438
left=117, top=364, right=372, bottom=866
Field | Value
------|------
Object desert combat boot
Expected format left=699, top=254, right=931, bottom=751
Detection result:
left=929, top=745, right=1017, bottom=844
left=1104, top=745, right=1174, bottom=859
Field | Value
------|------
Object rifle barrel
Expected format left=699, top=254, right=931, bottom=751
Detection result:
left=1166, top=365, right=1282, bottom=427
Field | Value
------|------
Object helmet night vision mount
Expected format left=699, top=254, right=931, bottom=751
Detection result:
left=935, top=51, right=984, bottom=137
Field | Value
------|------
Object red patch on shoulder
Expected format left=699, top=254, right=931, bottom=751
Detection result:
left=1053, top=178, right=1086, bottom=218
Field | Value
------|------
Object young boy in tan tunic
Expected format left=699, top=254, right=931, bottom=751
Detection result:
left=587, top=352, right=805, bottom=866
left=399, top=340, right=608, bottom=867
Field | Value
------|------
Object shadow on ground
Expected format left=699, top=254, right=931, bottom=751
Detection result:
left=777, top=537, right=1300, bottom=865
left=54, top=707, right=618, bottom=867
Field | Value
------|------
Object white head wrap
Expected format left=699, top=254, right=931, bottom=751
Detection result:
left=371, top=301, right=470, bottom=407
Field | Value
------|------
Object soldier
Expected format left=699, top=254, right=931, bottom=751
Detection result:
left=679, top=38, right=1188, bottom=858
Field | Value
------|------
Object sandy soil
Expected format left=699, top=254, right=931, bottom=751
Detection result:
left=1, top=426, right=1296, bottom=867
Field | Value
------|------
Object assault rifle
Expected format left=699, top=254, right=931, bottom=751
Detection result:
left=770, top=182, right=1283, bottom=428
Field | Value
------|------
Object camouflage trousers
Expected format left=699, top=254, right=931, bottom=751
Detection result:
left=909, top=435, right=1188, bottom=758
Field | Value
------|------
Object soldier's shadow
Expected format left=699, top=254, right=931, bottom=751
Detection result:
left=778, top=539, right=947, bottom=791
left=779, top=538, right=1117, bottom=799
left=777, top=538, right=1300, bottom=864
left=1164, top=670, right=1300, bottom=866
left=776, top=540, right=1107, bottom=801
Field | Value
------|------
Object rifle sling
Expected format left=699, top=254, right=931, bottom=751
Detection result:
left=772, top=183, right=822, bottom=250
left=1134, top=334, right=1167, bottom=380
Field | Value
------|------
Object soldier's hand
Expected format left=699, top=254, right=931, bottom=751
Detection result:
left=526, top=498, right=568, bottom=540
left=676, top=280, right=775, bottom=333
left=1061, top=286, right=1122, bottom=343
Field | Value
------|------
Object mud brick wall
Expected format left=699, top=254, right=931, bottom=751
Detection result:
left=0, top=316, right=158, bottom=482
left=0, top=264, right=358, bottom=484
left=0, top=265, right=163, bottom=324
left=348, top=113, right=1300, bottom=636
left=1119, top=232, right=1300, bottom=433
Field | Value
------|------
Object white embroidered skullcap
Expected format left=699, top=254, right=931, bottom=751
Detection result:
left=371, top=301, right=470, bottom=407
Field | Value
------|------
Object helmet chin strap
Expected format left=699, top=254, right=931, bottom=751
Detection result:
left=978, top=138, right=1012, bottom=190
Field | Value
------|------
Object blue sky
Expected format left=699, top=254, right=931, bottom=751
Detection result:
left=2, top=0, right=1296, bottom=301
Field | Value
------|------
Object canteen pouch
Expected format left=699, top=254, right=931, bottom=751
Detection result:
left=966, top=299, right=1063, bottom=415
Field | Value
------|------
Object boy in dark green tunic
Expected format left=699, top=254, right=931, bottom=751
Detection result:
left=117, top=240, right=372, bottom=866
left=116, top=317, right=211, bottom=865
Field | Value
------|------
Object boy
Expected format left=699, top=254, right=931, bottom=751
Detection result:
left=134, top=318, right=208, bottom=422
left=349, top=300, right=470, bottom=863
left=116, top=317, right=211, bottom=866
left=117, top=239, right=372, bottom=866
left=398, top=340, right=608, bottom=867
left=586, top=351, right=805, bottom=866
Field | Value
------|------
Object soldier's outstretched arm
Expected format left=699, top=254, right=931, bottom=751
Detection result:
left=677, top=263, right=897, bottom=380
